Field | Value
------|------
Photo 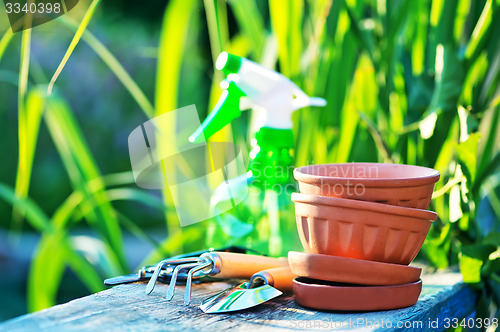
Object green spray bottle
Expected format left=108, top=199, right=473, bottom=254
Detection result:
left=190, top=52, right=326, bottom=256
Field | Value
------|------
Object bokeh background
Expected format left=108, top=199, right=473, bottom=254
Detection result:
left=0, top=0, right=499, bottom=321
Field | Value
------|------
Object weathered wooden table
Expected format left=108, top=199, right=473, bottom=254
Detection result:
left=1, top=272, right=475, bottom=331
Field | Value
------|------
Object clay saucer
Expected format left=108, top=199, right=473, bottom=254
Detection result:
left=294, top=163, right=440, bottom=209
left=293, top=277, right=422, bottom=311
left=288, top=251, right=421, bottom=285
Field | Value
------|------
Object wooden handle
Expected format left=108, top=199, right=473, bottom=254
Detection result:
left=250, top=266, right=296, bottom=293
left=205, top=252, right=288, bottom=279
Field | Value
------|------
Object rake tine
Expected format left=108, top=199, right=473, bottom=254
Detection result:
left=184, top=261, right=212, bottom=305
left=166, top=262, right=199, bottom=301
left=146, top=257, right=202, bottom=295
left=145, top=260, right=170, bottom=295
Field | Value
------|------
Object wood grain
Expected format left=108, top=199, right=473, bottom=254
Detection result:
left=0, top=272, right=475, bottom=331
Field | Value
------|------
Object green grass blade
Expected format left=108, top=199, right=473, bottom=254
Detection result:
left=434, top=0, right=458, bottom=45
left=456, top=133, right=480, bottom=184
left=382, top=0, right=412, bottom=65
left=289, top=0, right=303, bottom=77
left=50, top=169, right=160, bottom=250
left=156, top=0, right=198, bottom=115
left=11, top=25, right=32, bottom=233
left=454, top=0, right=472, bottom=42
left=0, top=28, right=14, bottom=63
left=50, top=173, right=135, bottom=232
left=204, top=0, right=229, bottom=63
left=44, top=93, right=127, bottom=273
left=203, top=0, right=232, bottom=144
left=100, top=171, right=135, bottom=187
left=430, top=0, right=445, bottom=27
left=342, top=3, right=375, bottom=69
left=155, top=0, right=198, bottom=240
left=357, top=111, right=393, bottom=162
left=482, top=42, right=500, bottom=107
left=59, top=17, right=154, bottom=118
left=53, top=186, right=164, bottom=256
left=0, top=182, right=51, bottom=232
left=105, top=188, right=165, bottom=210
left=295, top=1, right=343, bottom=166
left=0, top=183, right=68, bottom=312
left=269, top=0, right=290, bottom=75
left=335, top=89, right=359, bottom=163
left=29, top=233, right=104, bottom=312
left=303, top=0, right=334, bottom=92
left=474, top=104, right=500, bottom=192
left=479, top=104, right=500, bottom=172
left=76, top=188, right=165, bottom=221
left=460, top=53, right=488, bottom=108
left=17, top=26, right=31, bottom=177
left=14, top=88, right=45, bottom=229
left=28, top=232, right=67, bottom=311
left=64, top=239, right=105, bottom=293
left=269, top=0, right=303, bottom=77
left=326, top=9, right=356, bottom=120
left=411, top=0, right=430, bottom=76
left=47, top=0, right=101, bottom=95
left=51, top=189, right=84, bottom=230
left=78, top=26, right=154, bottom=118
left=228, top=0, right=265, bottom=60
left=465, top=0, right=496, bottom=62
left=27, top=197, right=104, bottom=311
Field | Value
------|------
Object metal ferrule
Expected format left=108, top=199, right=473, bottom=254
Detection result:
left=200, top=252, right=220, bottom=275
left=249, top=271, right=272, bottom=289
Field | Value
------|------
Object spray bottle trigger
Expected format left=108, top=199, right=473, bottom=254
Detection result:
left=189, top=81, right=246, bottom=144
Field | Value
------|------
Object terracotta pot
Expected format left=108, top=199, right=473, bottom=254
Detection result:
left=293, top=277, right=422, bottom=311
left=288, top=251, right=421, bottom=285
left=294, top=163, right=440, bottom=209
left=291, top=193, right=437, bottom=265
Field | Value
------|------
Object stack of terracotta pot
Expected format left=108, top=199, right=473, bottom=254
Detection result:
left=288, top=163, right=440, bottom=311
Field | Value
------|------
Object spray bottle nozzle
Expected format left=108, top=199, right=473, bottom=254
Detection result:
left=189, top=80, right=246, bottom=144
left=216, top=52, right=242, bottom=75
left=292, top=96, right=327, bottom=110
left=190, top=52, right=327, bottom=144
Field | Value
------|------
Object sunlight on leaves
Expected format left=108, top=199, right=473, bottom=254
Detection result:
left=48, top=0, right=101, bottom=95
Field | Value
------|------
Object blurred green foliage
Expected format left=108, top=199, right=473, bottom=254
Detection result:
left=0, top=0, right=499, bottom=319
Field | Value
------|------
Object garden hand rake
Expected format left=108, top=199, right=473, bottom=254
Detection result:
left=146, top=252, right=288, bottom=305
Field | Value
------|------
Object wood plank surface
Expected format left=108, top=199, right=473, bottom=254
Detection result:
left=0, top=272, right=476, bottom=331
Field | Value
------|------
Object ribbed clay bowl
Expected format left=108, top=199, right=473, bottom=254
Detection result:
left=291, top=193, right=437, bottom=265
left=294, top=163, right=440, bottom=209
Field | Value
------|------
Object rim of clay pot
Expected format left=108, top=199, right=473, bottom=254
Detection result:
left=293, top=277, right=422, bottom=311
left=291, top=192, right=438, bottom=221
left=294, top=163, right=440, bottom=187
left=288, top=251, right=422, bottom=285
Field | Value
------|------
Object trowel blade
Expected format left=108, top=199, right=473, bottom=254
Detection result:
left=200, top=282, right=283, bottom=313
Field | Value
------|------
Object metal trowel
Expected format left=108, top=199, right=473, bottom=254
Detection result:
left=200, top=266, right=295, bottom=313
